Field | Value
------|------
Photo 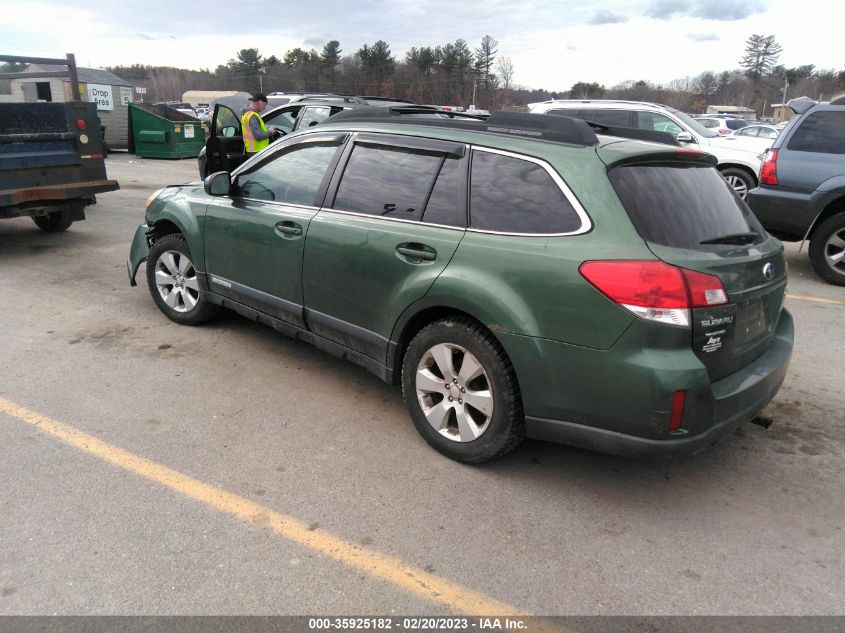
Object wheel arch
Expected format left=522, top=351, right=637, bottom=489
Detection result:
left=387, top=303, right=508, bottom=386
left=807, top=195, right=845, bottom=241
left=717, top=162, right=758, bottom=187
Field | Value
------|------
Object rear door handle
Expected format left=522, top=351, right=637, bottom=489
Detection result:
left=396, top=244, right=436, bottom=261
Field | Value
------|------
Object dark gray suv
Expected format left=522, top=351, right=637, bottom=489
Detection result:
left=747, top=95, right=845, bottom=285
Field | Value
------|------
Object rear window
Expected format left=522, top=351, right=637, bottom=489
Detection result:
left=608, top=164, right=765, bottom=249
left=787, top=111, right=845, bottom=154
left=725, top=119, right=748, bottom=130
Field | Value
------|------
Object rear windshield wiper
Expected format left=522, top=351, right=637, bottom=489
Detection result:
left=699, top=232, right=758, bottom=245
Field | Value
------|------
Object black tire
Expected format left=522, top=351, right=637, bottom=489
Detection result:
left=401, top=317, right=524, bottom=463
left=32, top=211, right=73, bottom=232
left=146, top=234, right=219, bottom=325
left=809, top=213, right=845, bottom=286
left=720, top=167, right=755, bottom=199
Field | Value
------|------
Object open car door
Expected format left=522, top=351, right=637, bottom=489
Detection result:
left=203, top=104, right=247, bottom=177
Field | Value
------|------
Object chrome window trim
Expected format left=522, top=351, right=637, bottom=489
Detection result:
left=317, top=207, right=466, bottom=233
left=467, top=145, right=593, bottom=237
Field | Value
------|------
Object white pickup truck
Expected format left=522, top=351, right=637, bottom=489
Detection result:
left=528, top=99, right=772, bottom=198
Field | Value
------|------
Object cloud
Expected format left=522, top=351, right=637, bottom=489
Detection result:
left=688, top=33, right=720, bottom=41
left=692, top=0, right=767, bottom=20
left=645, top=0, right=767, bottom=20
left=136, top=33, right=155, bottom=40
left=566, top=46, right=578, bottom=52
left=589, top=10, right=628, bottom=24
left=644, top=0, right=690, bottom=20
left=303, top=37, right=325, bottom=48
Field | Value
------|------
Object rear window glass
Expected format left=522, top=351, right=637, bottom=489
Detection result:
left=470, top=150, right=583, bottom=234
left=608, top=164, right=765, bottom=248
left=725, top=119, right=748, bottom=130
left=787, top=111, right=845, bottom=154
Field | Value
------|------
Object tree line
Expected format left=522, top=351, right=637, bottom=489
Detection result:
left=100, top=34, right=844, bottom=117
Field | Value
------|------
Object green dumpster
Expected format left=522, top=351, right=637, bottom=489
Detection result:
left=128, top=103, right=205, bottom=159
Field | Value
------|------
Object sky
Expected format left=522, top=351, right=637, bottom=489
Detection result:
left=1, top=0, right=842, bottom=91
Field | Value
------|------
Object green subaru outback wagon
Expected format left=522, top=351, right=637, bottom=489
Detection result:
left=128, top=109, right=793, bottom=463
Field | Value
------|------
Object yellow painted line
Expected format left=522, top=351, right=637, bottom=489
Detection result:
left=0, top=396, right=540, bottom=621
left=786, top=293, right=845, bottom=305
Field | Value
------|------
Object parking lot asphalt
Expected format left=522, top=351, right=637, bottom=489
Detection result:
left=1, top=152, right=843, bottom=616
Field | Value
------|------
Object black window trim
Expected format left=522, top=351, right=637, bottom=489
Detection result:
left=467, top=146, right=592, bottom=237
left=320, top=131, right=470, bottom=231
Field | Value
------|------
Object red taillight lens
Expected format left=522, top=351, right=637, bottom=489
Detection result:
left=681, top=268, right=729, bottom=307
left=669, top=390, right=686, bottom=432
left=760, top=148, right=778, bottom=186
left=718, top=128, right=729, bottom=135
left=76, top=118, right=87, bottom=130
left=579, top=261, right=729, bottom=327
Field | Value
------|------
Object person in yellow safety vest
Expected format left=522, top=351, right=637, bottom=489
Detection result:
left=241, top=93, right=282, bottom=155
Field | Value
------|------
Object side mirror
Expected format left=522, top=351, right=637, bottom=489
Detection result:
left=204, top=171, right=231, bottom=196
left=676, top=131, right=694, bottom=143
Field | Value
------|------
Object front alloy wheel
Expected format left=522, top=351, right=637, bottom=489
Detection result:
left=146, top=234, right=219, bottom=325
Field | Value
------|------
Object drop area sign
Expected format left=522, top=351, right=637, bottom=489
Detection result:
left=88, top=84, right=114, bottom=111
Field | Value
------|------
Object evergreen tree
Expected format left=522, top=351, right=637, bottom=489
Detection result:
left=739, top=34, right=783, bottom=88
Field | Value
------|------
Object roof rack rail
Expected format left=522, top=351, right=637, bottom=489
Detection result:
left=580, top=121, right=680, bottom=146
left=327, top=107, right=600, bottom=146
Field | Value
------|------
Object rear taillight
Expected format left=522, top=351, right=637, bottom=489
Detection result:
left=718, top=128, right=729, bottom=135
left=76, top=118, right=87, bottom=130
left=579, top=260, right=729, bottom=327
left=760, top=148, right=778, bottom=186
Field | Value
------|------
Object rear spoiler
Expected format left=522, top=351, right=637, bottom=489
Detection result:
left=583, top=121, right=680, bottom=146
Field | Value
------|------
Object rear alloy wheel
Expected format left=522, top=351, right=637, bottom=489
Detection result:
left=809, top=213, right=845, bottom=286
left=146, top=234, right=219, bottom=325
left=401, top=317, right=524, bottom=463
left=720, top=167, right=754, bottom=199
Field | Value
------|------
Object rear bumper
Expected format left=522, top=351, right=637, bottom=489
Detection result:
left=500, top=309, right=794, bottom=458
left=747, top=185, right=815, bottom=240
left=0, top=179, right=120, bottom=208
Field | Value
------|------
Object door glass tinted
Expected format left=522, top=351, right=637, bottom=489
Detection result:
left=236, top=141, right=341, bottom=205
left=333, top=144, right=442, bottom=220
left=421, top=156, right=462, bottom=227
left=586, top=109, right=632, bottom=126
left=636, top=112, right=683, bottom=136
left=470, top=151, right=582, bottom=234
left=787, top=111, right=845, bottom=154
left=215, top=105, right=240, bottom=138
left=608, top=164, right=765, bottom=248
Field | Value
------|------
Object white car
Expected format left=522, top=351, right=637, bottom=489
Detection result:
left=694, top=116, right=750, bottom=135
left=528, top=99, right=772, bottom=198
left=732, top=124, right=782, bottom=140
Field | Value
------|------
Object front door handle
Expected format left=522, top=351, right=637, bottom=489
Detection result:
left=275, top=221, right=302, bottom=237
left=396, top=243, right=436, bottom=262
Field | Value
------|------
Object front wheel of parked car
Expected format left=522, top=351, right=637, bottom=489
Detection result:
left=720, top=167, right=754, bottom=199
left=401, top=317, right=524, bottom=463
left=809, top=213, right=845, bottom=286
left=146, top=234, right=219, bottom=325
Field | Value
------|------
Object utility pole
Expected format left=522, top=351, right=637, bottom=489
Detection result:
left=471, top=77, right=477, bottom=109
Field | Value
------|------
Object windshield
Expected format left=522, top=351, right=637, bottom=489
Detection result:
left=667, top=108, right=719, bottom=138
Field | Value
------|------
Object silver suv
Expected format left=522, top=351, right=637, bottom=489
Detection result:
left=529, top=99, right=771, bottom=198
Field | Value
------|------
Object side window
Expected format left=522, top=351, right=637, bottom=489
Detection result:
left=469, top=150, right=583, bottom=234
left=333, top=144, right=443, bottom=221
left=637, top=112, right=683, bottom=136
left=787, top=111, right=845, bottom=154
left=236, top=141, right=341, bottom=205
left=215, top=106, right=240, bottom=138
left=298, top=106, right=332, bottom=129
left=265, top=107, right=299, bottom=133
left=588, top=109, right=633, bottom=127
left=421, top=156, right=463, bottom=227
left=737, top=127, right=758, bottom=136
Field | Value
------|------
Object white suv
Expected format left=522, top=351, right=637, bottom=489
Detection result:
left=528, top=100, right=771, bottom=198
